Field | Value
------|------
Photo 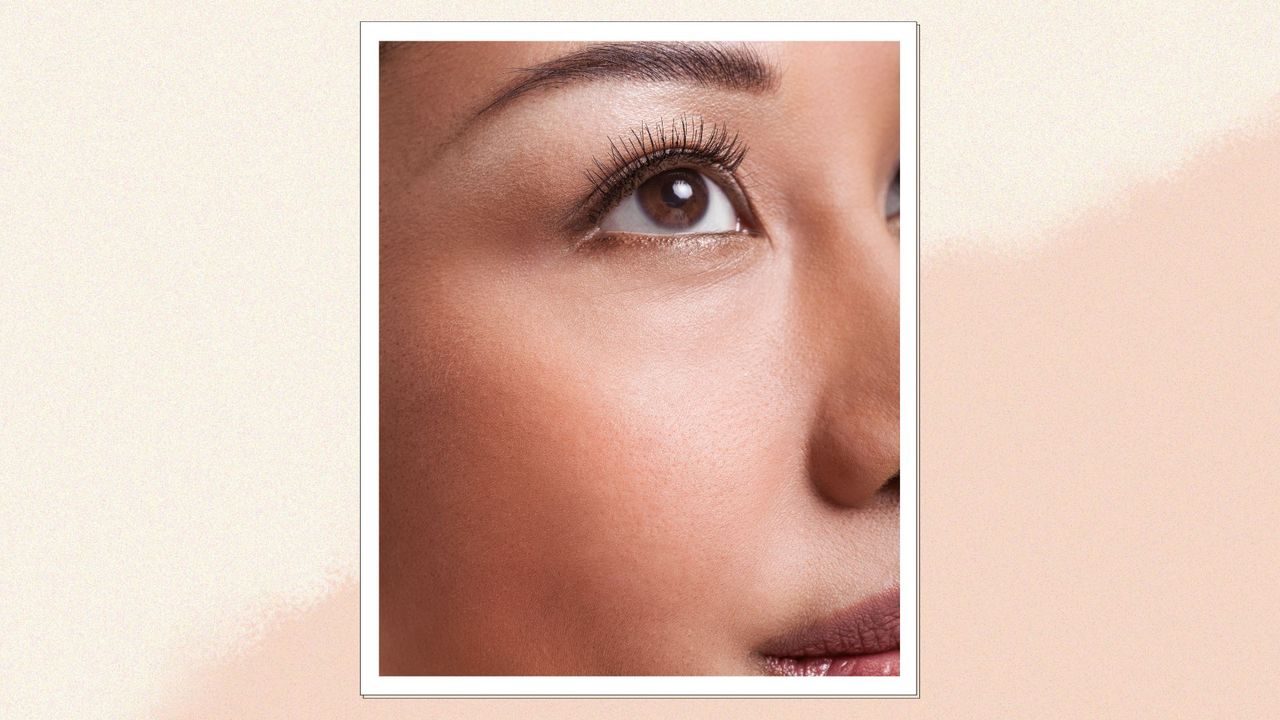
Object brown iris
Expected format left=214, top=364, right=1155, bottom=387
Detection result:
left=636, top=169, right=710, bottom=230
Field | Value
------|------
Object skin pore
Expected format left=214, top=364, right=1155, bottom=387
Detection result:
left=380, top=41, right=900, bottom=675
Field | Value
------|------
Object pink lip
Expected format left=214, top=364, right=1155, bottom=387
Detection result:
left=758, top=587, right=900, bottom=676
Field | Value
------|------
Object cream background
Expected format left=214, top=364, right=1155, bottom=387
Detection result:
left=3, top=4, right=1279, bottom=719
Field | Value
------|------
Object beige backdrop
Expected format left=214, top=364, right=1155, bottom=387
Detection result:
left=3, top=4, right=1279, bottom=719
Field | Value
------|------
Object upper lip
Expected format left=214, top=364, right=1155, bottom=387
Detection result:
left=758, top=586, right=900, bottom=658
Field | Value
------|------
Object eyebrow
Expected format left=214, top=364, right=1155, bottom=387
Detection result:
left=472, top=42, right=780, bottom=119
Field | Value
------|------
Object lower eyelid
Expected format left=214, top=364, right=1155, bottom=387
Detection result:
left=576, top=229, right=762, bottom=257
left=583, top=230, right=771, bottom=291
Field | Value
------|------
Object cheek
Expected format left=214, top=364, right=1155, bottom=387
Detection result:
left=397, top=259, right=809, bottom=672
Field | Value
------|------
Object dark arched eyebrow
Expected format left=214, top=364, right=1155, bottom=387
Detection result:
left=473, top=42, right=780, bottom=119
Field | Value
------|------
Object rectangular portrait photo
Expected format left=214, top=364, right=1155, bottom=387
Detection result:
left=360, top=20, right=918, bottom=697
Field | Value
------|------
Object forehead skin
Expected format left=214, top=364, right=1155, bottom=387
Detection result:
left=379, top=41, right=897, bottom=183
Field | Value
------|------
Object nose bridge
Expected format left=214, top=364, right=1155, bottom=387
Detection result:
left=800, top=210, right=900, bottom=508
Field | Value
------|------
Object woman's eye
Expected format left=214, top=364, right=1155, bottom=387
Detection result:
left=599, top=168, right=743, bottom=236
left=885, top=165, right=900, bottom=219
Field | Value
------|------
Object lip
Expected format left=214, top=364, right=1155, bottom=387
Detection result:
left=757, top=586, right=900, bottom=676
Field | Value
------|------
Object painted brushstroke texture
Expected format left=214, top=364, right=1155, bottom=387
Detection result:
left=156, top=109, right=1280, bottom=719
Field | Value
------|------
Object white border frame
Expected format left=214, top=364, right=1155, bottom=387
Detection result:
left=360, top=20, right=919, bottom=697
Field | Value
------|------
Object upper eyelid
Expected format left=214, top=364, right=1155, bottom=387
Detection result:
left=566, top=116, right=750, bottom=228
left=587, top=116, right=746, bottom=194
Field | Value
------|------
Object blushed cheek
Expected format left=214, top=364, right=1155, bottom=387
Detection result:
left=397, top=267, right=807, bottom=672
left=483, top=369, right=788, bottom=671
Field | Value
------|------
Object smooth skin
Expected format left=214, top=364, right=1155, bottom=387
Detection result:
left=380, top=41, right=900, bottom=675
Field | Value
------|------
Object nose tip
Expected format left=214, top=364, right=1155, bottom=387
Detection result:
left=807, top=399, right=899, bottom=507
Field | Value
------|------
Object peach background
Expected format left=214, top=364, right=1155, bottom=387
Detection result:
left=3, top=4, right=1279, bottom=719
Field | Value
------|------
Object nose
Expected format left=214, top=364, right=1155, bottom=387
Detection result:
left=803, top=224, right=900, bottom=508
left=808, top=381, right=899, bottom=507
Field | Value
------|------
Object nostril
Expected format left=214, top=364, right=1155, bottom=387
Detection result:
left=883, top=472, right=899, bottom=492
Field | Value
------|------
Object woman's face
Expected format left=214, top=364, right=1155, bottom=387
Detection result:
left=380, top=41, right=900, bottom=675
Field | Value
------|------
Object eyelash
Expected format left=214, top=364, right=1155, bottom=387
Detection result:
left=572, top=115, right=750, bottom=229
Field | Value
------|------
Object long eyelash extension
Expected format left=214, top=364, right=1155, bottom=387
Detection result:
left=572, top=115, right=749, bottom=226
